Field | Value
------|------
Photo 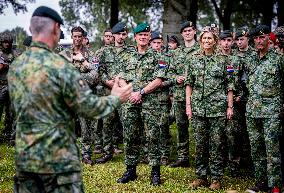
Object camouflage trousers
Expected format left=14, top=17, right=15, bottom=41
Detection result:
left=193, top=116, right=225, bottom=180
left=14, top=171, right=84, bottom=193
left=121, top=103, right=161, bottom=166
left=246, top=117, right=282, bottom=187
left=173, top=100, right=189, bottom=161
left=225, top=101, right=250, bottom=173
left=93, top=119, right=103, bottom=147
left=81, top=118, right=97, bottom=158
left=159, top=103, right=171, bottom=158
left=0, top=82, right=14, bottom=138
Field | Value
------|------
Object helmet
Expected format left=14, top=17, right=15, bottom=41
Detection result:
left=0, top=33, right=13, bottom=43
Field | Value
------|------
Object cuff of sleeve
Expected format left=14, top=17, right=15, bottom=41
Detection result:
left=108, top=95, right=121, bottom=108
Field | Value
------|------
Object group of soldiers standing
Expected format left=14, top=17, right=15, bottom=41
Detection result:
left=1, top=5, right=284, bottom=193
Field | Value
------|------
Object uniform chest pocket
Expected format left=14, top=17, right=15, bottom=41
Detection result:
left=208, top=64, right=224, bottom=77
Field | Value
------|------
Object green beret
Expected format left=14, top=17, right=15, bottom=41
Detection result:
left=235, top=27, right=249, bottom=39
left=150, top=31, right=163, bottom=41
left=219, top=30, right=233, bottom=39
left=32, top=6, right=64, bottom=25
left=112, top=22, right=127, bottom=34
left=133, top=23, right=150, bottom=34
left=251, top=25, right=270, bottom=37
left=180, top=21, right=195, bottom=33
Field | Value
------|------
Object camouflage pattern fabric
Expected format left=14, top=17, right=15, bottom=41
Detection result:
left=8, top=41, right=120, bottom=174
left=166, top=43, right=199, bottom=161
left=14, top=171, right=84, bottom=193
left=245, top=49, right=283, bottom=188
left=118, top=48, right=166, bottom=166
left=0, top=48, right=21, bottom=138
left=60, top=45, right=100, bottom=158
left=185, top=51, right=235, bottom=180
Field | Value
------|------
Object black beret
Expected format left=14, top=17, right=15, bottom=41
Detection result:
left=133, top=23, right=150, bottom=34
left=235, top=27, right=249, bottom=39
left=169, top=35, right=180, bottom=46
left=219, top=30, right=233, bottom=39
left=150, top=31, right=163, bottom=41
left=180, top=21, right=195, bottom=33
left=23, top=36, right=32, bottom=46
left=251, top=25, right=270, bottom=37
left=32, top=6, right=64, bottom=25
left=112, top=22, right=127, bottom=34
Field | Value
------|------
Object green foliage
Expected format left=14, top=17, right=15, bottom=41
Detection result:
left=0, top=0, right=35, bottom=15
left=0, top=123, right=255, bottom=193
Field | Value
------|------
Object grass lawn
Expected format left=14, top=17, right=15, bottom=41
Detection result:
left=0, top=122, right=255, bottom=193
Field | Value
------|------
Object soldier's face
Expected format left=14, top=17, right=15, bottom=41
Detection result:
left=150, top=39, right=163, bottom=51
left=135, top=32, right=150, bottom=46
left=200, top=32, right=216, bottom=50
left=253, top=34, right=269, bottom=51
left=2, top=41, right=11, bottom=49
left=114, top=31, right=128, bottom=44
left=181, top=26, right=196, bottom=42
left=104, top=32, right=114, bottom=45
left=236, top=36, right=248, bottom=50
left=72, top=32, right=83, bottom=46
left=169, top=41, right=178, bottom=50
left=220, top=37, right=233, bottom=51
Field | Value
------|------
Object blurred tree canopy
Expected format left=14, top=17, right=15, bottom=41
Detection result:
left=0, top=0, right=35, bottom=15
left=59, top=0, right=283, bottom=45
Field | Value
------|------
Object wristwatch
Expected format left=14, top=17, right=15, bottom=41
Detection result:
left=140, top=88, right=145, bottom=95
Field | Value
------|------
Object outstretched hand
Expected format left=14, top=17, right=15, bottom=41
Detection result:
left=111, top=77, right=133, bottom=103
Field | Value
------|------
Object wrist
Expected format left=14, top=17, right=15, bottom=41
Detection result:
left=140, top=88, right=145, bottom=96
left=227, top=105, right=233, bottom=109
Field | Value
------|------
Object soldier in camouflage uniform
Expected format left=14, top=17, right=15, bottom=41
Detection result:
left=92, top=28, right=114, bottom=155
left=116, top=23, right=166, bottom=185
left=233, top=27, right=256, bottom=173
left=219, top=30, right=243, bottom=176
left=168, top=21, right=199, bottom=168
left=9, top=6, right=132, bottom=193
left=94, top=23, right=129, bottom=164
left=0, top=32, right=21, bottom=142
left=245, top=25, right=283, bottom=193
left=185, top=27, right=234, bottom=190
left=149, top=31, right=172, bottom=165
left=60, top=26, right=100, bottom=165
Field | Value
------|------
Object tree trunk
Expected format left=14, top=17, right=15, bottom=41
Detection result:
left=278, top=0, right=284, bottom=26
left=110, top=0, right=119, bottom=28
left=162, top=0, right=198, bottom=42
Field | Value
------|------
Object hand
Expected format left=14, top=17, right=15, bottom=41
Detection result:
left=129, top=91, right=142, bottom=104
left=0, top=63, right=7, bottom=70
left=176, top=76, right=185, bottom=84
left=111, top=77, right=133, bottom=103
left=73, top=52, right=84, bottom=61
left=105, top=80, right=115, bottom=88
left=186, top=104, right=192, bottom=119
left=235, top=96, right=241, bottom=102
left=227, top=107, right=233, bottom=119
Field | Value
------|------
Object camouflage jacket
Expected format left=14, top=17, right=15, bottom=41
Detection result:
left=230, top=46, right=258, bottom=100
left=0, top=48, right=21, bottom=81
left=8, top=41, right=120, bottom=173
left=118, top=47, right=166, bottom=105
left=246, top=48, right=284, bottom=118
left=167, top=43, right=199, bottom=101
left=185, top=51, right=235, bottom=117
left=60, top=46, right=99, bottom=90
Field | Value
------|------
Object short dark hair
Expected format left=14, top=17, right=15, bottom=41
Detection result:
left=104, top=28, right=112, bottom=33
left=71, top=26, right=84, bottom=35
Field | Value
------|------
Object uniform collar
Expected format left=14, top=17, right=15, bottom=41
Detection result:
left=30, top=41, right=53, bottom=52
